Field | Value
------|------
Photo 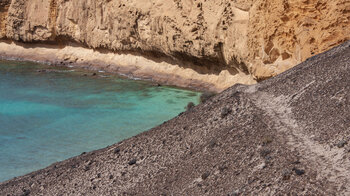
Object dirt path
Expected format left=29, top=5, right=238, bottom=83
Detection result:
left=250, top=88, right=350, bottom=195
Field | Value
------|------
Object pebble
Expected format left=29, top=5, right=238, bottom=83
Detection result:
left=208, top=139, right=217, bottom=148
left=114, top=148, right=120, bottom=154
left=201, top=172, right=210, bottom=180
left=292, top=167, right=305, bottom=176
left=22, top=189, right=30, bottom=196
left=337, top=140, right=348, bottom=148
left=128, top=159, right=137, bottom=165
left=221, top=107, right=232, bottom=118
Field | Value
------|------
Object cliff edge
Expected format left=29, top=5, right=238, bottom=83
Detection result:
left=0, top=0, right=349, bottom=91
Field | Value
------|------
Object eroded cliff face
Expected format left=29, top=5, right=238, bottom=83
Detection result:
left=0, top=0, right=349, bottom=85
left=248, top=0, right=350, bottom=79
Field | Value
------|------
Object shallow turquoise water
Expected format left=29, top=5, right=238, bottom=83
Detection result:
left=0, top=60, right=201, bottom=182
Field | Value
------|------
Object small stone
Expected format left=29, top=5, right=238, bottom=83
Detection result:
left=262, top=136, right=273, bottom=145
left=259, top=148, right=271, bottom=158
left=292, top=160, right=301, bottom=164
left=128, top=159, right=137, bottom=165
left=337, top=140, right=348, bottom=148
left=282, top=169, right=292, bottom=180
left=221, top=107, right=232, bottom=118
left=257, top=162, right=267, bottom=169
left=201, top=172, right=210, bottom=180
left=21, top=189, right=30, bottom=196
left=292, top=167, right=305, bottom=176
left=219, top=165, right=228, bottom=172
left=109, top=175, right=114, bottom=179
left=208, top=139, right=217, bottom=148
left=114, top=148, right=120, bottom=154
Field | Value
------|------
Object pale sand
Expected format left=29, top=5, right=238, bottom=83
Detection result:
left=0, top=41, right=256, bottom=92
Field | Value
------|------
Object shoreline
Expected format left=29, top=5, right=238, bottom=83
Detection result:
left=0, top=59, right=203, bottom=183
left=0, top=40, right=256, bottom=92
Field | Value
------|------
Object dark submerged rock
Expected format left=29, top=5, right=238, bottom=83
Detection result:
left=186, top=102, right=195, bottom=111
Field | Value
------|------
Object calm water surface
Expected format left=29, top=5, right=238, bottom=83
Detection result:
left=0, top=60, right=201, bottom=182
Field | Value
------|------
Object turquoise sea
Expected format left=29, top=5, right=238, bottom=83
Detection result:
left=0, top=60, right=201, bottom=182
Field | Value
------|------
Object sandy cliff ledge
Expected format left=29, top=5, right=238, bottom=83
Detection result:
left=0, top=40, right=256, bottom=91
left=0, top=0, right=349, bottom=90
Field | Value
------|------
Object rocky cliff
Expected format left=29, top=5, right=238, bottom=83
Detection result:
left=0, top=0, right=349, bottom=90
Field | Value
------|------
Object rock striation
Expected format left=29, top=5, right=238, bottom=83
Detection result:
left=0, top=0, right=349, bottom=90
left=0, top=39, right=349, bottom=195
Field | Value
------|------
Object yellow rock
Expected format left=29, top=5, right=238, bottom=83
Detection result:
left=0, top=0, right=349, bottom=91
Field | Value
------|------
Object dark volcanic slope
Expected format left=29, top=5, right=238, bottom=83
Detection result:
left=1, top=41, right=350, bottom=195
